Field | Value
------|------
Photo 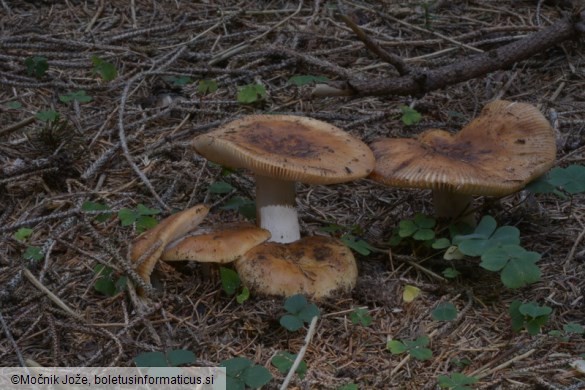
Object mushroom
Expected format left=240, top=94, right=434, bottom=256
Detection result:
left=130, top=204, right=209, bottom=283
left=193, top=115, right=375, bottom=243
left=235, top=236, right=357, bottom=299
left=161, top=222, right=271, bottom=263
left=369, top=100, right=556, bottom=224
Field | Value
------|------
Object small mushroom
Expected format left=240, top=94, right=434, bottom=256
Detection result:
left=235, top=236, right=358, bottom=299
left=130, top=204, right=209, bottom=283
left=161, top=222, right=271, bottom=263
left=193, top=115, right=375, bottom=243
left=369, top=100, right=556, bottom=224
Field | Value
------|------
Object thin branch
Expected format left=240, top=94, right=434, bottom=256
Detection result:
left=280, top=316, right=319, bottom=390
left=313, top=13, right=584, bottom=97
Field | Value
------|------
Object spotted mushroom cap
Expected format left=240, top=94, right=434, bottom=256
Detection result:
left=193, top=115, right=375, bottom=184
left=370, top=100, right=556, bottom=196
left=161, top=222, right=271, bottom=263
left=234, top=236, right=357, bottom=299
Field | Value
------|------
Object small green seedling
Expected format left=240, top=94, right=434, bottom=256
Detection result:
left=25, top=56, right=48, bottom=78
left=453, top=216, right=541, bottom=289
left=14, top=228, right=43, bottom=261
left=399, top=104, right=422, bottom=125
left=271, top=351, right=307, bottom=379
left=549, top=323, right=585, bottom=341
left=437, top=372, right=478, bottom=390
left=81, top=201, right=112, bottom=223
left=134, top=349, right=195, bottom=367
left=280, top=294, right=320, bottom=332
left=93, top=265, right=127, bottom=297
left=198, top=79, right=218, bottom=94
left=208, top=181, right=234, bottom=194
left=14, top=228, right=33, bottom=242
left=91, top=56, right=117, bottom=81
left=288, top=75, right=329, bottom=86
left=219, top=266, right=249, bottom=304
left=387, top=335, right=432, bottom=361
left=221, top=357, right=272, bottom=390
left=163, top=75, right=193, bottom=86
left=337, top=384, right=358, bottom=390
left=118, top=204, right=160, bottom=234
left=320, top=223, right=375, bottom=255
left=220, top=196, right=256, bottom=220
left=398, top=213, right=436, bottom=241
left=237, top=83, right=267, bottom=104
left=59, top=90, right=92, bottom=104
left=36, top=110, right=60, bottom=122
left=431, top=302, right=458, bottom=321
left=509, top=300, right=552, bottom=335
left=349, top=307, right=373, bottom=327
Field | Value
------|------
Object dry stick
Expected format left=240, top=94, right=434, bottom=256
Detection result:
left=22, top=268, right=83, bottom=321
left=313, top=12, right=584, bottom=97
left=85, top=0, right=105, bottom=32
left=565, top=224, right=585, bottom=264
left=280, top=316, right=319, bottom=390
left=0, top=309, right=26, bottom=367
left=472, top=349, right=537, bottom=380
left=337, top=13, right=410, bottom=75
left=0, top=116, right=35, bottom=138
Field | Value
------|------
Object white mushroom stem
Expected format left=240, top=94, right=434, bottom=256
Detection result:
left=432, top=190, right=476, bottom=226
left=255, top=175, right=301, bottom=243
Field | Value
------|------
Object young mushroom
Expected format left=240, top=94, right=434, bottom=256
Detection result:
left=193, top=115, right=375, bottom=243
left=235, top=236, right=358, bottom=299
left=369, top=100, right=556, bottom=225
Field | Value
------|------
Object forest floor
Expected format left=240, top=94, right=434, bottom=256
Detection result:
left=1, top=1, right=584, bottom=389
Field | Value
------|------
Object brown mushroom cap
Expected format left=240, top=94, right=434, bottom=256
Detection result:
left=161, top=222, right=271, bottom=263
left=370, top=100, right=556, bottom=196
left=193, top=115, right=375, bottom=184
left=130, top=204, right=209, bottom=283
left=235, top=236, right=357, bottom=299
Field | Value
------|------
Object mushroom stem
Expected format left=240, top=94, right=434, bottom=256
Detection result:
left=255, top=175, right=301, bottom=243
left=432, top=190, right=476, bottom=226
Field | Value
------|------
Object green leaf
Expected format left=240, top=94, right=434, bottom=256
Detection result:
left=91, top=56, right=117, bottom=81
left=288, top=75, right=329, bottom=86
left=14, top=228, right=33, bottom=242
left=36, top=110, right=60, bottom=122
left=222, top=357, right=252, bottom=376
left=164, top=75, right=193, bottom=86
left=136, top=204, right=161, bottom=216
left=236, top=286, right=250, bottom=304
left=241, top=365, right=272, bottom=388
left=198, top=79, right=218, bottom=94
left=93, top=264, right=113, bottom=277
left=519, top=302, right=552, bottom=318
left=284, top=294, right=308, bottom=313
left=438, top=372, right=478, bottom=389
left=525, top=315, right=549, bottom=335
left=280, top=314, right=304, bottom=332
left=526, top=174, right=557, bottom=194
left=431, top=302, right=458, bottom=321
left=349, top=308, right=373, bottom=327
left=564, top=323, right=585, bottom=334
left=413, top=228, right=435, bottom=241
left=209, top=181, right=234, bottom=194
left=118, top=208, right=139, bottom=226
left=81, top=201, right=112, bottom=223
left=94, top=278, right=117, bottom=296
left=509, top=301, right=525, bottom=333
left=414, top=213, right=435, bottom=229
left=432, top=237, right=451, bottom=249
left=442, top=267, right=460, bottom=279
left=455, top=217, right=520, bottom=257
left=220, top=196, right=256, bottom=220
left=5, top=101, right=22, bottom=109
left=23, top=246, right=43, bottom=261
left=134, top=351, right=168, bottom=367
left=499, top=253, right=541, bottom=289
left=271, top=351, right=307, bottom=379
left=409, top=335, right=430, bottom=348
left=25, top=56, right=48, bottom=78
left=387, top=340, right=409, bottom=355
left=115, top=276, right=127, bottom=292
left=237, top=84, right=267, bottom=104
left=400, top=104, right=422, bottom=125
left=409, top=346, right=433, bottom=361
left=59, top=90, right=92, bottom=104
left=297, top=303, right=320, bottom=323
left=548, top=165, right=585, bottom=194
left=399, top=220, right=417, bottom=237
left=220, top=266, right=241, bottom=296
left=341, top=234, right=372, bottom=256
left=136, top=216, right=158, bottom=234
left=166, top=349, right=196, bottom=366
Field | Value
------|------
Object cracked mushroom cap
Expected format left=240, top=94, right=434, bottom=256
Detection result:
left=369, top=100, right=556, bottom=196
left=161, top=222, right=271, bottom=263
left=192, top=115, right=375, bottom=184
left=234, top=236, right=357, bottom=299
left=130, top=204, right=209, bottom=284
